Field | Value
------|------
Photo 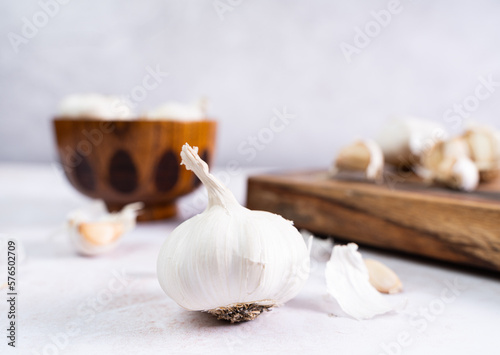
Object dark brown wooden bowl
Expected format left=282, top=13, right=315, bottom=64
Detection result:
left=53, top=118, right=217, bottom=221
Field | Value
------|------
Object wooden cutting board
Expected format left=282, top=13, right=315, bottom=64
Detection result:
left=246, top=170, right=500, bottom=272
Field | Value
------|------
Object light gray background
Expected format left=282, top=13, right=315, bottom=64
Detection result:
left=1, top=0, right=499, bottom=168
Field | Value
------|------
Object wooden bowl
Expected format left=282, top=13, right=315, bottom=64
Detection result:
left=53, top=118, right=217, bottom=221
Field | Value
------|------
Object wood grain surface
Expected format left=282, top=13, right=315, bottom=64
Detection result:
left=246, top=170, right=500, bottom=272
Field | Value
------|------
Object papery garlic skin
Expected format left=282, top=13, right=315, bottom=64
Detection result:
left=58, top=93, right=134, bottom=120
left=326, top=244, right=394, bottom=320
left=68, top=201, right=143, bottom=256
left=157, top=144, right=310, bottom=319
left=301, top=231, right=333, bottom=262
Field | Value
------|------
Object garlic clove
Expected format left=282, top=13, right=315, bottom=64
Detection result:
left=376, top=117, right=447, bottom=167
left=333, top=139, right=384, bottom=181
left=68, top=201, right=143, bottom=256
left=461, top=125, right=500, bottom=182
left=325, top=243, right=394, bottom=320
left=420, top=139, right=463, bottom=172
left=364, top=259, right=403, bottom=294
left=78, top=221, right=124, bottom=246
left=433, top=156, right=479, bottom=191
left=450, top=157, right=480, bottom=191
left=420, top=139, right=479, bottom=191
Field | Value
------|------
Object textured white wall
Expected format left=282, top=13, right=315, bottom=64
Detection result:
left=1, top=0, right=500, bottom=168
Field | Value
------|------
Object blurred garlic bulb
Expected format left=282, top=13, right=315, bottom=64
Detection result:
left=157, top=144, right=310, bottom=323
left=332, top=139, right=384, bottom=181
left=376, top=117, right=447, bottom=166
left=144, top=98, right=207, bottom=120
left=420, top=138, right=479, bottom=191
left=58, top=93, right=134, bottom=120
left=68, top=201, right=143, bottom=256
left=461, top=125, right=500, bottom=181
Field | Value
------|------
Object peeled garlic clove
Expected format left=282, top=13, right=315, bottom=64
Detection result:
left=68, top=201, right=143, bottom=256
left=462, top=125, right=500, bottom=182
left=376, top=117, right=447, bottom=166
left=157, top=144, right=310, bottom=323
left=325, top=243, right=394, bottom=320
left=333, top=139, right=384, bottom=181
left=364, top=259, right=402, bottom=294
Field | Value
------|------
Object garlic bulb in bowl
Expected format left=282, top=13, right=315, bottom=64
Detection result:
left=57, top=93, right=134, bottom=120
left=144, top=99, right=207, bottom=120
left=157, top=144, right=310, bottom=322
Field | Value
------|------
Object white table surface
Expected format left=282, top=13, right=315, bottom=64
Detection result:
left=1, top=163, right=499, bottom=355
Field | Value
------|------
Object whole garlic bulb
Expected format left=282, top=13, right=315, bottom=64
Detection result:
left=157, top=144, right=310, bottom=322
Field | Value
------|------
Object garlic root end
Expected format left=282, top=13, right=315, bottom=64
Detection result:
left=206, top=302, right=276, bottom=323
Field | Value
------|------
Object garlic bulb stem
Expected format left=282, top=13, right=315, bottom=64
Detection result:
left=180, top=144, right=239, bottom=210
